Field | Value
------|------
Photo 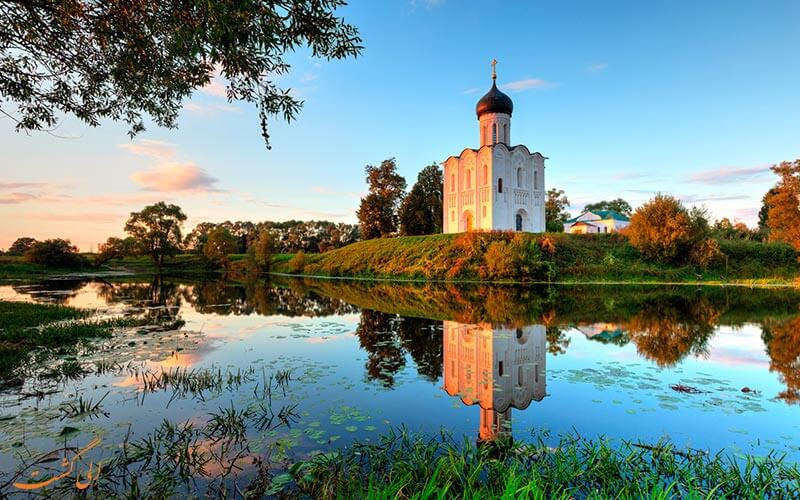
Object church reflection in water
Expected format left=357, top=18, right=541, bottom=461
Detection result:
left=443, top=321, right=546, bottom=442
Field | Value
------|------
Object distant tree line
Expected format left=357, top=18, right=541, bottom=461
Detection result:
left=3, top=201, right=360, bottom=271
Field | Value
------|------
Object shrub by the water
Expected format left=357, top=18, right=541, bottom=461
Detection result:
left=24, top=238, right=87, bottom=269
left=288, top=251, right=307, bottom=274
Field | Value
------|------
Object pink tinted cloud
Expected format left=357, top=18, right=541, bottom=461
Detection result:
left=689, top=166, right=770, bottom=184
left=0, top=192, right=38, bottom=204
left=131, top=163, right=220, bottom=192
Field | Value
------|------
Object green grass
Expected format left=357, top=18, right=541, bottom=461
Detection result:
left=271, top=232, right=800, bottom=284
left=0, top=300, right=154, bottom=380
left=280, top=430, right=800, bottom=498
left=0, top=255, right=83, bottom=279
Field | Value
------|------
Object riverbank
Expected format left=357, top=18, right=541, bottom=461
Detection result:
left=270, top=233, right=800, bottom=285
left=2, top=233, right=797, bottom=285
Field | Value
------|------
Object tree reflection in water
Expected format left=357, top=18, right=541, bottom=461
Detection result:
left=762, top=317, right=800, bottom=404
left=7, top=277, right=800, bottom=406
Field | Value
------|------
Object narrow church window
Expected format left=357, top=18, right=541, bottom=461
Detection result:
left=518, top=366, right=523, bottom=387
left=517, top=168, right=522, bottom=187
left=482, top=205, right=486, bottom=217
left=498, top=360, right=504, bottom=377
left=498, top=178, right=503, bottom=193
left=492, top=123, right=497, bottom=144
left=534, top=170, right=538, bottom=190
left=451, top=174, right=455, bottom=192
left=504, top=124, right=508, bottom=144
left=515, top=213, right=522, bottom=231
left=516, top=328, right=523, bottom=339
left=482, top=164, right=488, bottom=184
left=466, top=170, right=471, bottom=189
left=450, top=211, right=454, bottom=222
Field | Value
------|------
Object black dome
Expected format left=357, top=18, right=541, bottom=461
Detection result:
left=476, top=81, right=513, bottom=117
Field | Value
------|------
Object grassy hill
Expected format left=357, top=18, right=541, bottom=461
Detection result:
left=271, top=232, right=799, bottom=285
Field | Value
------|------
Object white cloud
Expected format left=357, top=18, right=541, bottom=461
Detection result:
left=119, top=139, right=177, bottom=161
left=500, top=78, right=553, bottom=92
left=587, top=62, right=608, bottom=73
left=183, top=102, right=240, bottom=114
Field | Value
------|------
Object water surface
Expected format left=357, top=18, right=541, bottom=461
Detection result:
left=1, top=277, right=799, bottom=493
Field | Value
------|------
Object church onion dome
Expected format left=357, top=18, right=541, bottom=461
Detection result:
left=475, top=81, right=513, bottom=118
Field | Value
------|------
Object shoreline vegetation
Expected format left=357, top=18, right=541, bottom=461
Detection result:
left=270, top=232, right=799, bottom=286
left=2, top=232, right=798, bottom=286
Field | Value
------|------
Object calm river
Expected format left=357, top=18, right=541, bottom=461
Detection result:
left=1, top=277, right=799, bottom=493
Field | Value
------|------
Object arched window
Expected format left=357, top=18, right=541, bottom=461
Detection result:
left=482, top=126, right=487, bottom=144
left=492, top=123, right=497, bottom=144
left=451, top=174, right=455, bottom=192
left=450, top=211, right=454, bottom=221
left=498, top=178, right=503, bottom=193
left=517, top=168, right=523, bottom=187
left=515, top=213, right=523, bottom=231
left=498, top=360, right=504, bottom=377
left=518, top=366, right=523, bottom=387
left=482, top=205, right=487, bottom=217
left=534, top=170, right=538, bottom=190
left=465, top=170, right=471, bottom=189
left=503, top=124, right=508, bottom=144
left=516, top=328, right=523, bottom=339
left=482, top=164, right=488, bottom=185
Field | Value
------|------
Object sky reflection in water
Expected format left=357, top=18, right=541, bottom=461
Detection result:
left=1, top=278, right=799, bottom=489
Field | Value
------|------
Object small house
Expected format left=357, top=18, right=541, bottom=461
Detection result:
left=564, top=210, right=630, bottom=234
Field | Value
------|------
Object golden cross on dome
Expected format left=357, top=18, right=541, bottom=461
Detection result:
left=491, top=59, right=497, bottom=80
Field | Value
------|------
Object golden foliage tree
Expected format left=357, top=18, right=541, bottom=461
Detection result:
left=765, top=159, right=800, bottom=251
left=628, top=195, right=696, bottom=263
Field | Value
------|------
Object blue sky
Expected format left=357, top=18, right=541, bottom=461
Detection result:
left=2, top=0, right=799, bottom=249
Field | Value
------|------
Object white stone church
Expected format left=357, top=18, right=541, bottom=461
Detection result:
left=442, top=65, right=546, bottom=233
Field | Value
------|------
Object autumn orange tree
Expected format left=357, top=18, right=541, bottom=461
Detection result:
left=764, top=159, right=800, bottom=251
left=627, top=194, right=718, bottom=266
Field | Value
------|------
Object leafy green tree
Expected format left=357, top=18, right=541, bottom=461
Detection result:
left=204, top=226, right=238, bottom=270
left=399, top=163, right=443, bottom=235
left=357, top=158, right=407, bottom=239
left=125, top=202, right=187, bottom=268
left=584, top=198, right=633, bottom=216
left=545, top=188, right=571, bottom=232
left=183, top=222, right=218, bottom=255
left=94, top=236, right=135, bottom=266
left=711, top=218, right=756, bottom=240
left=25, top=239, right=86, bottom=269
left=6, top=237, right=38, bottom=256
left=758, top=188, right=778, bottom=240
left=0, top=1, right=362, bottom=148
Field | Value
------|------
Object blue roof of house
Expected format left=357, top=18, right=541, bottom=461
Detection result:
left=566, top=209, right=630, bottom=224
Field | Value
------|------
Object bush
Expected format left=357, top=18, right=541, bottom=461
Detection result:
left=24, top=239, right=87, bottom=269
left=689, top=238, right=723, bottom=268
left=718, top=239, right=798, bottom=267
left=288, top=251, right=307, bottom=274
left=628, top=195, right=707, bottom=264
